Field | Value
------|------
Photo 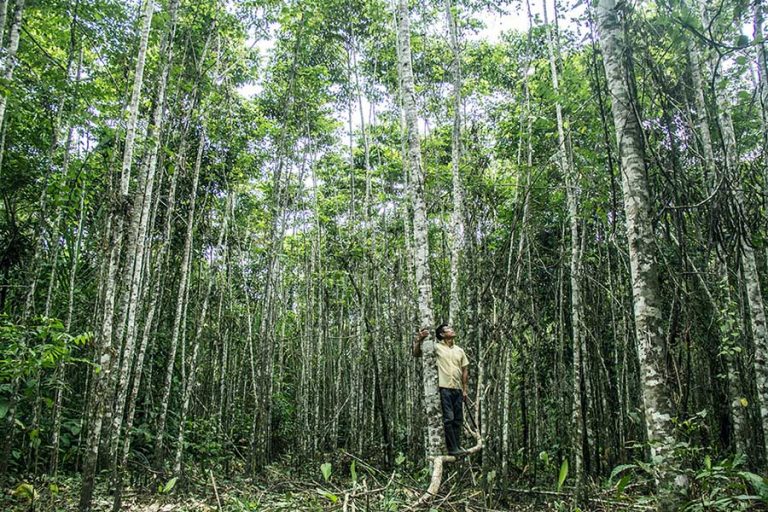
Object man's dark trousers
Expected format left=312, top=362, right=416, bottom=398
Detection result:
left=439, top=387, right=463, bottom=453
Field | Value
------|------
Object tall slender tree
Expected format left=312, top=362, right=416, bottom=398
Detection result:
left=596, top=0, right=681, bottom=502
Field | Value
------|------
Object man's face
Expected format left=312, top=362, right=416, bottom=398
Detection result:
left=441, top=326, right=456, bottom=340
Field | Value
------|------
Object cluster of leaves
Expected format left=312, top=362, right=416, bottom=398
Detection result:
left=0, top=316, right=91, bottom=469
left=609, top=452, right=768, bottom=511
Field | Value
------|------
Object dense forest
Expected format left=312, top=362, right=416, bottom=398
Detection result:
left=2, top=0, right=768, bottom=510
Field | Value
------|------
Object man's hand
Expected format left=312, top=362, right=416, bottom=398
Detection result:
left=412, top=328, right=429, bottom=357
left=462, top=389, right=468, bottom=401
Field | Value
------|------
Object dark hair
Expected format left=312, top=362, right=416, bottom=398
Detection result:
left=435, top=323, right=449, bottom=340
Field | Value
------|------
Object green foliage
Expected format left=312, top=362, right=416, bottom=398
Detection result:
left=12, top=482, right=37, bottom=502
left=683, top=454, right=768, bottom=511
left=316, top=488, right=339, bottom=503
left=0, top=316, right=90, bottom=383
left=557, top=459, right=568, bottom=491
left=320, top=462, right=332, bottom=482
left=0, top=316, right=91, bottom=470
left=158, top=477, right=178, bottom=495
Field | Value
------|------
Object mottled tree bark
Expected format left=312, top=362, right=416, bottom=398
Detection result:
left=396, top=0, right=441, bottom=459
left=596, top=0, right=681, bottom=502
left=445, top=0, right=465, bottom=327
left=79, top=1, right=154, bottom=509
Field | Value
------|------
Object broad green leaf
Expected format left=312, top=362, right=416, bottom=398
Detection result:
left=316, top=489, right=338, bottom=503
left=557, top=459, right=568, bottom=491
left=321, top=462, right=332, bottom=482
left=395, top=453, right=405, bottom=465
left=350, top=460, right=357, bottom=483
left=739, top=471, right=768, bottom=499
left=163, top=477, right=178, bottom=493
left=610, top=464, right=637, bottom=483
left=12, top=483, right=36, bottom=500
left=616, top=474, right=631, bottom=495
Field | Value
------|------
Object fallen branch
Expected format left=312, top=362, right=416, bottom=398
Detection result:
left=209, top=469, right=222, bottom=512
left=408, top=429, right=484, bottom=509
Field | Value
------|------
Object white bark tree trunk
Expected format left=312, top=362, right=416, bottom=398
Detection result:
left=445, top=0, right=465, bottom=327
left=79, top=2, right=154, bottom=508
left=0, top=0, right=24, bottom=134
left=396, top=0, right=442, bottom=458
left=154, top=129, right=205, bottom=469
left=173, top=189, right=232, bottom=476
left=697, top=0, right=768, bottom=453
left=596, top=0, right=680, bottom=500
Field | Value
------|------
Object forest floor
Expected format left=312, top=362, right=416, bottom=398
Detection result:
left=1, top=454, right=658, bottom=511
left=0, top=467, right=650, bottom=512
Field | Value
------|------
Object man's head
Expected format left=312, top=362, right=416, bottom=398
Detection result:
left=435, top=324, right=455, bottom=341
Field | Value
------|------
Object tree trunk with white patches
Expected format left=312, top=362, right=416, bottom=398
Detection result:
left=396, top=0, right=442, bottom=459
left=154, top=129, right=205, bottom=471
left=687, top=31, right=748, bottom=453
left=445, top=0, right=465, bottom=327
left=695, top=0, right=768, bottom=454
left=596, top=0, right=681, bottom=502
left=173, top=191, right=231, bottom=477
left=79, top=1, right=154, bottom=508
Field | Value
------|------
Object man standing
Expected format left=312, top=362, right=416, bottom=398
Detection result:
left=413, top=324, right=469, bottom=456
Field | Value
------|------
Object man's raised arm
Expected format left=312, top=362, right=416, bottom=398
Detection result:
left=412, top=328, right=429, bottom=357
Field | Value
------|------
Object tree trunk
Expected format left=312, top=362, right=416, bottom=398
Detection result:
left=79, top=2, right=154, bottom=508
left=0, top=0, right=24, bottom=135
left=596, top=0, right=681, bottom=502
left=445, top=0, right=465, bottom=327
left=153, top=128, right=205, bottom=470
left=696, top=0, right=768, bottom=454
left=173, top=189, right=231, bottom=477
left=396, top=0, right=441, bottom=458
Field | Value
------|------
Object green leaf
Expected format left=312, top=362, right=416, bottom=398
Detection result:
left=616, top=474, right=631, bottom=495
left=316, top=489, right=338, bottom=503
left=739, top=471, right=768, bottom=499
left=0, top=400, right=9, bottom=419
left=609, top=463, right=636, bottom=483
left=350, top=460, right=357, bottom=483
left=321, top=462, right=332, bottom=482
left=12, top=483, right=36, bottom=500
left=162, top=477, right=178, bottom=494
left=704, top=455, right=711, bottom=470
left=395, top=453, right=405, bottom=466
left=539, top=451, right=549, bottom=465
left=557, top=459, right=568, bottom=491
